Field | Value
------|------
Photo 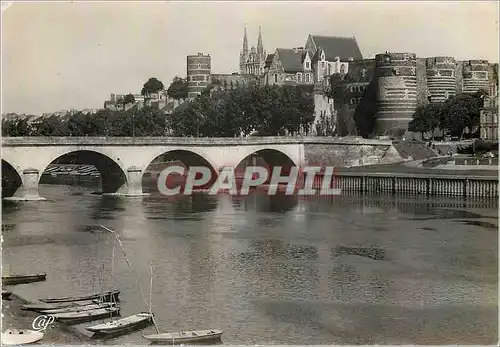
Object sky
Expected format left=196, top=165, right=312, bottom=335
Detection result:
left=2, top=1, right=499, bottom=115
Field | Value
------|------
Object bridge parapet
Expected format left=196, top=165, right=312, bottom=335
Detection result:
left=1, top=136, right=392, bottom=146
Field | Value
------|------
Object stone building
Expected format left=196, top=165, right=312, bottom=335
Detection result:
left=239, top=26, right=266, bottom=77
left=187, top=53, right=211, bottom=98
left=210, top=73, right=258, bottom=90
left=480, top=68, right=498, bottom=141
left=262, top=34, right=363, bottom=88
left=304, top=35, right=363, bottom=84
left=264, top=48, right=315, bottom=86
left=104, top=93, right=167, bottom=111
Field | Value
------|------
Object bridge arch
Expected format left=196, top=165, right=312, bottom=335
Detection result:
left=142, top=149, right=219, bottom=194
left=40, top=150, right=128, bottom=194
left=238, top=148, right=299, bottom=167
left=2, top=159, right=23, bottom=198
left=234, top=149, right=298, bottom=183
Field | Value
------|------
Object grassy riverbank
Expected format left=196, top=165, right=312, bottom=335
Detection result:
left=1, top=291, right=92, bottom=344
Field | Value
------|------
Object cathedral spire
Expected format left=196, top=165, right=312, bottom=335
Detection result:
left=257, top=26, right=264, bottom=54
left=242, top=26, right=248, bottom=54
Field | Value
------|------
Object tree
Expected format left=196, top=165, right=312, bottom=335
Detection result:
left=408, top=103, right=441, bottom=140
left=439, top=91, right=486, bottom=138
left=32, top=116, right=68, bottom=136
left=352, top=79, right=377, bottom=137
left=141, top=77, right=164, bottom=97
left=166, top=77, right=189, bottom=100
left=123, top=93, right=135, bottom=105
left=2, top=117, right=32, bottom=136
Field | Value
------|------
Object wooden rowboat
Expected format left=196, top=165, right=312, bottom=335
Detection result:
left=87, top=312, right=153, bottom=334
left=21, top=301, right=91, bottom=311
left=50, top=307, right=120, bottom=324
left=39, top=289, right=120, bottom=303
left=143, top=329, right=223, bottom=344
left=40, top=302, right=116, bottom=314
left=1, top=329, right=44, bottom=345
left=2, top=273, right=46, bottom=285
left=2, top=290, right=12, bottom=299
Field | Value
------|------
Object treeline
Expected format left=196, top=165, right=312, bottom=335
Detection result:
left=2, top=106, right=169, bottom=137
left=169, top=84, right=315, bottom=137
left=408, top=90, right=487, bottom=139
left=2, top=84, right=316, bottom=137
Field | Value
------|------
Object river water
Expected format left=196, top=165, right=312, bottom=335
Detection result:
left=2, top=184, right=498, bottom=344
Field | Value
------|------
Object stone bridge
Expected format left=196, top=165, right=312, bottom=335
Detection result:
left=1, top=136, right=399, bottom=199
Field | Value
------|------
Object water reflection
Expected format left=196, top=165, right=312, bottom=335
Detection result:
left=1, top=185, right=498, bottom=345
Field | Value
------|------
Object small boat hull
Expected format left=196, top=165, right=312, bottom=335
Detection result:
left=2, top=290, right=12, bottom=300
left=87, top=312, right=153, bottom=335
left=22, top=301, right=91, bottom=311
left=52, top=307, right=121, bottom=324
left=2, top=273, right=47, bottom=285
left=40, top=302, right=116, bottom=314
left=39, top=289, right=120, bottom=303
left=1, top=329, right=44, bottom=345
left=143, top=329, right=223, bottom=344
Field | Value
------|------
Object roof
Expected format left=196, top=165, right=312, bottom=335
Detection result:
left=264, top=54, right=274, bottom=69
left=309, top=35, right=363, bottom=61
left=276, top=48, right=309, bottom=73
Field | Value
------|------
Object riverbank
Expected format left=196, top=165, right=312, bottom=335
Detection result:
left=1, top=291, right=93, bottom=344
left=336, top=162, right=498, bottom=177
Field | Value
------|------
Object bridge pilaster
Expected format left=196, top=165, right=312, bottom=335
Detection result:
left=17, top=168, right=45, bottom=201
left=125, top=166, right=146, bottom=196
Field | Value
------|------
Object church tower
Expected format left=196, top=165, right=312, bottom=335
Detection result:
left=239, top=26, right=249, bottom=74
left=257, top=26, right=264, bottom=55
left=239, top=26, right=266, bottom=76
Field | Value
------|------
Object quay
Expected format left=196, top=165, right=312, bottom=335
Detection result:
left=323, top=172, right=498, bottom=198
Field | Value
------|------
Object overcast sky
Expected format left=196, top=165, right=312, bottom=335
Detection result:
left=2, top=1, right=498, bottom=114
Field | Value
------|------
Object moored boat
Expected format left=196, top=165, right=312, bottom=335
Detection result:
left=49, top=307, right=120, bottom=324
left=21, top=301, right=91, bottom=311
left=39, top=289, right=120, bottom=303
left=2, top=290, right=12, bottom=299
left=87, top=312, right=153, bottom=335
left=1, top=329, right=44, bottom=345
left=142, top=329, right=223, bottom=344
left=2, top=273, right=47, bottom=285
left=40, top=302, right=116, bottom=314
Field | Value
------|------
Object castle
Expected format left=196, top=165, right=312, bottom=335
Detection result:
left=105, top=26, right=498, bottom=139
left=332, top=55, right=498, bottom=136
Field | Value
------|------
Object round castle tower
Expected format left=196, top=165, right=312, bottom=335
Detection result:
left=187, top=53, right=211, bottom=98
left=374, top=52, right=418, bottom=135
left=462, top=60, right=489, bottom=94
left=426, top=56, right=457, bottom=103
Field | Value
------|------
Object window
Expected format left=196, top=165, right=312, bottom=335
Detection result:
left=350, top=98, right=356, bottom=104
left=358, top=86, right=365, bottom=92
left=321, top=62, right=325, bottom=69
left=297, top=73, right=302, bottom=83
left=274, top=74, right=278, bottom=83
left=305, top=73, right=310, bottom=83
left=350, top=86, right=356, bottom=92
left=306, top=62, right=310, bottom=69
left=340, top=64, right=346, bottom=74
